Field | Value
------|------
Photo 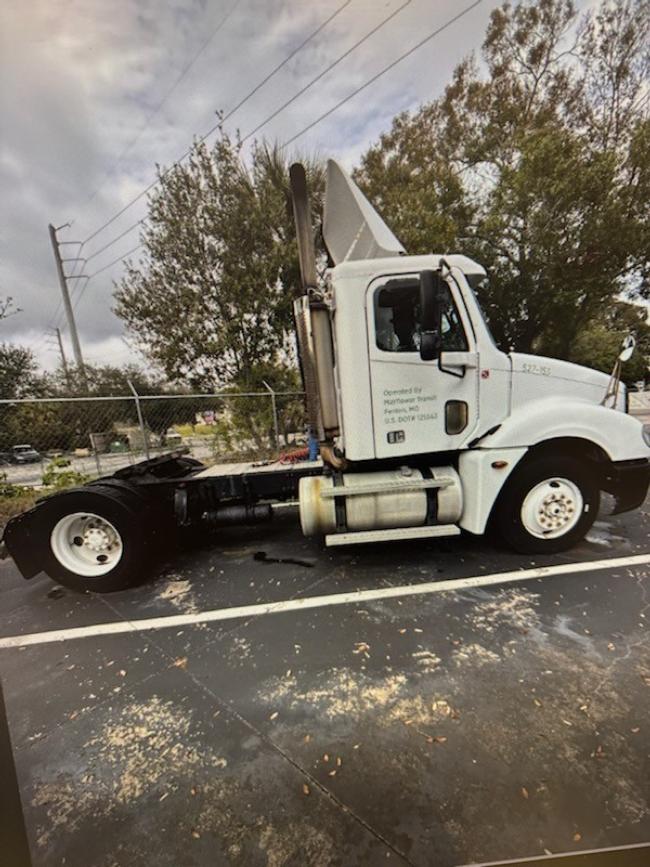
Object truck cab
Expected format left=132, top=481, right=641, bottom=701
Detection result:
left=296, top=161, right=650, bottom=552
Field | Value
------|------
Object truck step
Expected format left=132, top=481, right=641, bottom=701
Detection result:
left=325, top=524, right=461, bottom=547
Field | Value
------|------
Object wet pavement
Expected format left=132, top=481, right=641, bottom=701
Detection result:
left=0, top=499, right=649, bottom=866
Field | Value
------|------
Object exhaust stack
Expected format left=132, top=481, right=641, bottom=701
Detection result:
left=289, top=163, right=339, bottom=447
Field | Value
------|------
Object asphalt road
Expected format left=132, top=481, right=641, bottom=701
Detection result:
left=0, top=498, right=649, bottom=866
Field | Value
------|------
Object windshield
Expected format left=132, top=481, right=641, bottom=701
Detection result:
left=464, top=273, right=501, bottom=351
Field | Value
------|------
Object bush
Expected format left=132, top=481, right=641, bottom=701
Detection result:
left=0, top=473, right=39, bottom=529
left=41, top=456, right=90, bottom=490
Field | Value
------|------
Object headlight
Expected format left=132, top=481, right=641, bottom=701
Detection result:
left=643, top=425, right=650, bottom=448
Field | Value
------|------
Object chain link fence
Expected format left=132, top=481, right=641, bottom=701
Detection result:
left=0, top=387, right=307, bottom=488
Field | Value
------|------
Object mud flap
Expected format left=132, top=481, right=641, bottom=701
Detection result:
left=601, top=459, right=650, bottom=515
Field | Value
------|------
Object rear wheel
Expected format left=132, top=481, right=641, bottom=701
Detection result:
left=38, top=487, right=156, bottom=592
left=495, top=455, right=599, bottom=554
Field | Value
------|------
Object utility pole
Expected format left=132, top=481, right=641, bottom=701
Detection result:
left=48, top=223, right=88, bottom=390
left=53, top=327, right=71, bottom=388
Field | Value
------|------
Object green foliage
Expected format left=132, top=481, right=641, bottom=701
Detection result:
left=0, top=480, right=38, bottom=529
left=0, top=472, right=33, bottom=499
left=41, top=456, right=90, bottom=490
left=0, top=360, right=207, bottom=453
left=0, top=342, right=38, bottom=400
left=114, top=133, right=324, bottom=390
left=570, top=300, right=650, bottom=383
left=355, top=0, right=649, bottom=364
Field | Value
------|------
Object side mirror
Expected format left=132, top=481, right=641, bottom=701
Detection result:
left=619, top=334, right=636, bottom=363
left=419, top=269, right=443, bottom=361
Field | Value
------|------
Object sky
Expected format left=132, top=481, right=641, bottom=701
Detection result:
left=0, top=0, right=593, bottom=377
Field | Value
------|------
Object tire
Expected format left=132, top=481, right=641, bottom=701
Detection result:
left=495, top=455, right=600, bottom=555
left=36, top=486, right=159, bottom=593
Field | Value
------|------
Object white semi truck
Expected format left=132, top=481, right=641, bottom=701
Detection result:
left=3, top=161, right=650, bottom=591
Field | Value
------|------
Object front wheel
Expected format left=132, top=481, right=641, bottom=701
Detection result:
left=495, top=455, right=600, bottom=554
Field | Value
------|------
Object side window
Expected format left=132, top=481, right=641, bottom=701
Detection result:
left=374, top=279, right=468, bottom=353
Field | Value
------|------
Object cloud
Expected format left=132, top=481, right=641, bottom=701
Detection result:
left=0, top=0, right=501, bottom=376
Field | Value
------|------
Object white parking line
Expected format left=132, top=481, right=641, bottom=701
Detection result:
left=1, top=553, right=648, bottom=650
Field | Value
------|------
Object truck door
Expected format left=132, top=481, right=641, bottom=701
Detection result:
left=366, top=274, right=479, bottom=458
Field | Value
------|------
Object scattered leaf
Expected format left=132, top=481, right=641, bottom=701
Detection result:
left=432, top=736, right=447, bottom=744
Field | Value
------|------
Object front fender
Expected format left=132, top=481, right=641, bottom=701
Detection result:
left=486, top=398, right=650, bottom=462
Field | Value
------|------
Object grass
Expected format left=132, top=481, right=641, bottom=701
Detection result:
left=0, top=489, right=40, bottom=531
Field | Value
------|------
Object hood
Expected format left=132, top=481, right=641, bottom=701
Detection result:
left=322, top=160, right=406, bottom=264
left=510, top=353, right=613, bottom=403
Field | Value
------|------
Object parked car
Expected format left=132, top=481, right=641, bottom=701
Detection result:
left=8, top=444, right=42, bottom=464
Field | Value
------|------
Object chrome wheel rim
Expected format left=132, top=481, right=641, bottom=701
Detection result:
left=50, top=512, right=123, bottom=577
left=521, top=477, right=583, bottom=539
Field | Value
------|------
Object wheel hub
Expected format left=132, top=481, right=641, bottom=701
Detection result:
left=521, top=478, right=583, bottom=540
left=50, top=512, right=124, bottom=577
left=83, top=523, right=116, bottom=552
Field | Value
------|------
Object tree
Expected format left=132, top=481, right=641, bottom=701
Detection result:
left=570, top=300, right=650, bottom=383
left=355, top=0, right=649, bottom=358
left=0, top=343, right=38, bottom=401
left=114, top=133, right=324, bottom=390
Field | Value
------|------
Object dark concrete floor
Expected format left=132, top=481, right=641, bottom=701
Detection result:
left=1, top=499, right=649, bottom=866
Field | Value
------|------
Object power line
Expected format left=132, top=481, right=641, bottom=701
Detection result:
left=75, top=1, right=353, bottom=261
left=222, top=0, right=352, bottom=122
left=89, top=244, right=143, bottom=281
left=72, top=243, right=143, bottom=313
left=82, top=0, right=244, bottom=210
left=85, top=218, right=146, bottom=263
left=282, top=0, right=484, bottom=148
left=240, top=0, right=413, bottom=144
left=68, top=0, right=484, bottom=316
left=79, top=0, right=393, bottom=248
